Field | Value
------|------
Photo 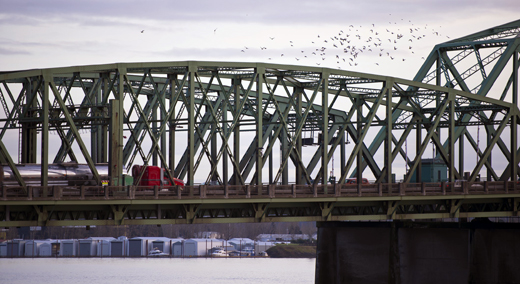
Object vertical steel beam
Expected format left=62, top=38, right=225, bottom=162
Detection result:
left=233, top=78, right=240, bottom=185
left=22, top=79, right=38, bottom=163
left=295, top=87, right=303, bottom=184
left=459, top=129, right=465, bottom=178
left=269, top=134, right=274, bottom=184
left=160, top=81, right=166, bottom=169
left=512, top=114, right=518, bottom=181
left=152, top=90, right=158, bottom=166
left=322, top=72, right=329, bottom=189
left=222, top=91, right=228, bottom=186
left=210, top=105, right=218, bottom=184
left=41, top=72, right=49, bottom=186
left=93, top=75, right=107, bottom=164
left=486, top=126, right=492, bottom=181
left=109, top=99, right=122, bottom=185
left=116, top=69, right=125, bottom=184
left=91, top=78, right=99, bottom=164
left=101, top=74, right=109, bottom=163
left=356, top=94, right=363, bottom=185
left=340, top=133, right=346, bottom=181
left=514, top=50, right=518, bottom=106
left=513, top=51, right=519, bottom=181
left=385, top=80, right=393, bottom=183
left=168, top=74, right=176, bottom=172
left=256, top=67, right=264, bottom=185
left=435, top=60, right=442, bottom=159
left=449, top=92, right=455, bottom=182
left=109, top=67, right=125, bottom=186
left=281, top=128, right=288, bottom=185
left=187, top=63, right=196, bottom=186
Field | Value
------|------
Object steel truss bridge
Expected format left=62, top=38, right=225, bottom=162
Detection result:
left=0, top=20, right=519, bottom=227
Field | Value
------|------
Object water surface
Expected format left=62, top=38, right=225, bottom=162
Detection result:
left=1, top=257, right=316, bottom=284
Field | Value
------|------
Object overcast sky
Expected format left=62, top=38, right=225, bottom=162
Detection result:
left=1, top=0, right=518, bottom=80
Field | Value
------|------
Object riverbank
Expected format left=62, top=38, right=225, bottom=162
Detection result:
left=266, top=244, right=316, bottom=258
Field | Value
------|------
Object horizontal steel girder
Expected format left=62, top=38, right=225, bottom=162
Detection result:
left=1, top=182, right=519, bottom=227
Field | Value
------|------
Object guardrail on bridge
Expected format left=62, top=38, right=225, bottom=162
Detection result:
left=1, top=181, right=518, bottom=201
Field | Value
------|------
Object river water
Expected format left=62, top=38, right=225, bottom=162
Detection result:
left=1, top=257, right=316, bottom=284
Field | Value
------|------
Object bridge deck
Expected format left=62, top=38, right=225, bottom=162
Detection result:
left=1, top=181, right=519, bottom=227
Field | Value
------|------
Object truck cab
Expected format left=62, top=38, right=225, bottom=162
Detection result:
left=131, top=165, right=184, bottom=187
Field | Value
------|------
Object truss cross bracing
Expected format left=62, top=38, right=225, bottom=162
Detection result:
left=0, top=20, right=518, bottom=191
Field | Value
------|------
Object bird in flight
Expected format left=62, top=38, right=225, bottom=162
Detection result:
left=141, top=30, right=144, bottom=33
left=214, top=28, right=218, bottom=34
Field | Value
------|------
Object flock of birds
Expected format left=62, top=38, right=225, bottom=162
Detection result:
left=235, top=17, right=450, bottom=70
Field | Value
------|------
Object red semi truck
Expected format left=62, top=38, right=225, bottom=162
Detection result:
left=0, top=163, right=184, bottom=187
left=131, top=165, right=185, bottom=187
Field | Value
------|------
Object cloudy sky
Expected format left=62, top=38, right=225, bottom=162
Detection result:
left=1, top=0, right=518, bottom=80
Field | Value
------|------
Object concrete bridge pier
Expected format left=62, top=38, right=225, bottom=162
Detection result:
left=315, top=220, right=520, bottom=284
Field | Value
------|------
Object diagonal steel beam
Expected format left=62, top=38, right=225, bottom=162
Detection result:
left=49, top=77, right=101, bottom=183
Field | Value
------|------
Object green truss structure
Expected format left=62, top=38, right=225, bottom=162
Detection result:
left=364, top=19, right=520, bottom=183
left=0, top=20, right=519, bottom=226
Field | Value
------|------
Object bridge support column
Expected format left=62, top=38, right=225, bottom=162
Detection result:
left=315, top=221, right=520, bottom=284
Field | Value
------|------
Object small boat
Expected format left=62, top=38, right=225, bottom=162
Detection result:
left=211, top=249, right=228, bottom=257
left=258, top=251, right=268, bottom=257
left=148, top=248, right=168, bottom=257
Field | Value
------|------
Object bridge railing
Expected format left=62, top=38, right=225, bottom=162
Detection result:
left=1, top=181, right=519, bottom=200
